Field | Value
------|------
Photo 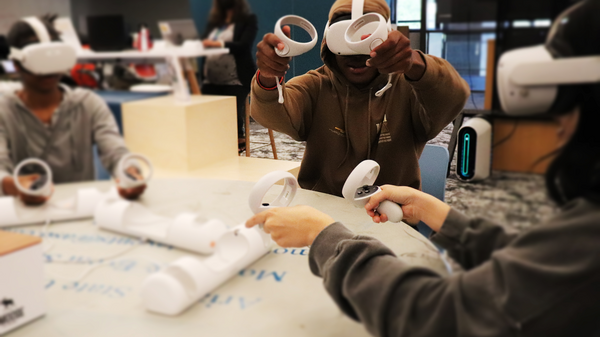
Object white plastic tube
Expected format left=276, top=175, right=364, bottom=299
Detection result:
left=0, top=188, right=106, bottom=227
left=94, top=191, right=227, bottom=255
left=141, top=171, right=298, bottom=315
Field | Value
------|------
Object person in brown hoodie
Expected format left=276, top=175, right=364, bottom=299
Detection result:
left=251, top=0, right=470, bottom=197
left=246, top=1, right=600, bottom=335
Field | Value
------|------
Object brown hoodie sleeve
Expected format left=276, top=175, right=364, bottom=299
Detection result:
left=250, top=71, right=322, bottom=142
left=406, top=51, right=471, bottom=142
left=309, top=199, right=600, bottom=337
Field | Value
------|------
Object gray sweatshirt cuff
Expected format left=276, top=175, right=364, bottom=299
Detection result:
left=431, top=208, right=470, bottom=249
left=0, top=171, right=10, bottom=196
left=308, top=222, right=355, bottom=278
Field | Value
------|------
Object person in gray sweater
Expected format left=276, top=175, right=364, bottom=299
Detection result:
left=245, top=1, right=600, bottom=336
left=0, top=16, right=145, bottom=204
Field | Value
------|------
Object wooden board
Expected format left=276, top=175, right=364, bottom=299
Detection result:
left=0, top=230, right=41, bottom=256
left=492, top=119, right=559, bottom=174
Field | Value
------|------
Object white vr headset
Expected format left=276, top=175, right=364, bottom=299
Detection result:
left=324, top=0, right=392, bottom=55
left=274, top=0, right=392, bottom=58
left=8, top=17, right=77, bottom=75
left=497, top=46, right=600, bottom=115
left=497, top=2, right=600, bottom=116
left=272, top=0, right=393, bottom=103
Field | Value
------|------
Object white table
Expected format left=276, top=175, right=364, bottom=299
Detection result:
left=4, top=179, right=447, bottom=337
left=76, top=47, right=229, bottom=61
left=76, top=47, right=230, bottom=100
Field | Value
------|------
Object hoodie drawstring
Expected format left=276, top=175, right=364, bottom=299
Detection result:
left=375, top=74, right=393, bottom=97
left=336, top=85, right=351, bottom=169
left=367, top=88, right=372, bottom=159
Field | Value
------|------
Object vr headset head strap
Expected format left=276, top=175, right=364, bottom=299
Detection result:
left=21, top=17, right=52, bottom=44
left=351, top=0, right=365, bottom=20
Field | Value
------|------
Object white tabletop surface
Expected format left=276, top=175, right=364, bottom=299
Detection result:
left=4, top=178, right=447, bottom=337
left=76, top=47, right=229, bottom=60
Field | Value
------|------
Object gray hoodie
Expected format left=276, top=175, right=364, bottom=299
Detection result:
left=309, top=197, right=600, bottom=336
left=0, top=86, right=129, bottom=195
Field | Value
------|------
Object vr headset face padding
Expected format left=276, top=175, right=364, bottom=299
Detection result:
left=9, top=17, right=77, bottom=75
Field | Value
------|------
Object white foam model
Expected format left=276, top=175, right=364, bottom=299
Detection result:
left=141, top=170, right=298, bottom=316
left=342, top=160, right=403, bottom=223
left=273, top=15, right=318, bottom=104
left=94, top=189, right=227, bottom=255
left=8, top=17, right=77, bottom=75
left=115, top=153, right=153, bottom=189
left=0, top=158, right=106, bottom=227
left=0, top=188, right=106, bottom=228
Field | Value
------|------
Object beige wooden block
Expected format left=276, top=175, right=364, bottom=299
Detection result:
left=122, top=95, right=237, bottom=171
left=153, top=157, right=300, bottom=182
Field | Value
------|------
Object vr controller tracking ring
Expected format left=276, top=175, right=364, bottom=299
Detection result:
left=274, top=15, right=318, bottom=57
left=248, top=171, right=298, bottom=215
left=273, top=15, right=318, bottom=104
left=344, top=13, right=388, bottom=55
left=116, top=153, right=153, bottom=189
left=13, top=158, right=53, bottom=198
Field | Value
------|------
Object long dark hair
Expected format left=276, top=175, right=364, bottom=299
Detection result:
left=207, top=0, right=251, bottom=28
left=545, top=86, right=600, bottom=205
left=544, top=0, right=600, bottom=205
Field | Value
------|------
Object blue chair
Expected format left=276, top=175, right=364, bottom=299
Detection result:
left=417, top=144, right=450, bottom=237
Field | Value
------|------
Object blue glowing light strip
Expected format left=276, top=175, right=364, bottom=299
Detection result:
left=462, top=134, right=470, bottom=177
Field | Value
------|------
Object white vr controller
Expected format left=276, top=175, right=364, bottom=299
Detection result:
left=272, top=0, right=392, bottom=103
left=342, top=160, right=403, bottom=223
left=116, top=153, right=153, bottom=189
left=13, top=158, right=53, bottom=198
left=0, top=158, right=106, bottom=227
left=344, top=12, right=388, bottom=55
left=274, top=15, right=318, bottom=57
left=141, top=171, right=298, bottom=316
left=94, top=191, right=228, bottom=255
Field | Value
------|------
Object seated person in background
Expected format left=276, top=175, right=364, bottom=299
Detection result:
left=252, top=0, right=470, bottom=197
left=246, top=2, right=600, bottom=335
left=0, top=15, right=145, bottom=204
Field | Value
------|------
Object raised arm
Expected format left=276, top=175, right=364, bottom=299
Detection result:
left=250, top=26, right=320, bottom=141
left=408, top=53, right=471, bottom=142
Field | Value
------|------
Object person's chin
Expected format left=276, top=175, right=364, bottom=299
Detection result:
left=344, top=66, right=377, bottom=86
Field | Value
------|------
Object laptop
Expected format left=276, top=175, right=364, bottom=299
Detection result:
left=158, top=19, right=199, bottom=46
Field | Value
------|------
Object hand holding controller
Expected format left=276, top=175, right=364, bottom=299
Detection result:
left=353, top=185, right=403, bottom=223
left=342, top=160, right=404, bottom=223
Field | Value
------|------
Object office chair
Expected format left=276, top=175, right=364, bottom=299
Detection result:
left=417, top=144, right=450, bottom=237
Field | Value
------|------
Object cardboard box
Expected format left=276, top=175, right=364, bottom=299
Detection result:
left=0, top=231, right=45, bottom=335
